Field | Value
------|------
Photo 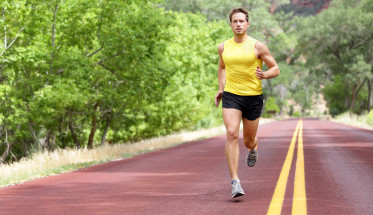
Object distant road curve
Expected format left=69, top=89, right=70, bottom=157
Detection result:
left=0, top=118, right=372, bottom=215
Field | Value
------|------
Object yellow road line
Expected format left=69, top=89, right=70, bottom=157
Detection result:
left=267, top=120, right=301, bottom=215
left=293, top=119, right=307, bottom=215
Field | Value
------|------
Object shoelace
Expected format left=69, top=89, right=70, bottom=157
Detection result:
left=248, top=152, right=257, bottom=159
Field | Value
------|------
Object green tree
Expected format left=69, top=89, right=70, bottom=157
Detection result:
left=1, top=0, right=175, bottom=162
left=1, top=0, right=316, bottom=164
left=263, top=97, right=280, bottom=117
left=297, top=0, right=373, bottom=115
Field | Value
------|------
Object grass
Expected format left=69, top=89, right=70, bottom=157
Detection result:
left=0, top=122, right=242, bottom=187
left=0, top=119, right=275, bottom=187
left=331, top=111, right=373, bottom=130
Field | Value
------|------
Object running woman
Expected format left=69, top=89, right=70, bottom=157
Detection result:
left=215, top=7, right=280, bottom=198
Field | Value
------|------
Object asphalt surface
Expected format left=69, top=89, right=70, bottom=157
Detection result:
left=0, top=118, right=372, bottom=215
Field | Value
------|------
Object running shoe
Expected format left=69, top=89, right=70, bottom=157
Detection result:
left=247, top=149, right=258, bottom=167
left=231, top=179, right=245, bottom=198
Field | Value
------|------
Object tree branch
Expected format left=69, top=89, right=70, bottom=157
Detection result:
left=367, top=39, right=372, bottom=63
left=327, top=44, right=341, bottom=61
left=1, top=140, right=15, bottom=164
left=101, top=104, right=113, bottom=146
left=95, top=52, right=120, bottom=65
left=68, top=112, right=80, bottom=148
left=0, top=23, right=27, bottom=56
left=51, top=1, right=59, bottom=48
left=97, top=62, right=115, bottom=74
left=56, top=31, right=66, bottom=50
left=87, top=46, right=103, bottom=57
left=2, top=8, right=6, bottom=56
left=355, top=77, right=368, bottom=98
left=6, top=25, right=26, bottom=50
left=0, top=124, right=20, bottom=163
left=50, top=0, right=60, bottom=74
left=28, top=122, right=41, bottom=150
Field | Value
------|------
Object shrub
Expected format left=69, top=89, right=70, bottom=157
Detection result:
left=365, top=109, right=373, bottom=127
left=263, top=97, right=280, bottom=117
left=292, top=111, right=301, bottom=117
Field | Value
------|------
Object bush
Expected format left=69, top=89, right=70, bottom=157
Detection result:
left=292, top=111, right=301, bottom=117
left=366, top=109, right=373, bottom=127
left=263, top=97, right=280, bottom=117
left=330, top=108, right=340, bottom=117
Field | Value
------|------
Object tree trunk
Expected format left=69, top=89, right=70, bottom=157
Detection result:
left=21, top=140, right=28, bottom=157
left=68, top=113, right=80, bottom=148
left=368, top=78, right=372, bottom=111
left=1, top=141, right=15, bottom=163
left=101, top=109, right=113, bottom=146
left=28, top=122, right=41, bottom=150
left=44, top=130, right=55, bottom=151
left=10, top=150, right=18, bottom=163
left=367, top=40, right=372, bottom=111
left=1, top=9, right=25, bottom=56
left=1, top=9, right=6, bottom=56
left=348, top=78, right=367, bottom=111
left=344, top=83, right=350, bottom=109
left=87, top=103, right=99, bottom=149
left=58, top=118, right=66, bottom=148
left=49, top=0, right=60, bottom=74
left=348, top=83, right=357, bottom=110
left=0, top=126, right=17, bottom=163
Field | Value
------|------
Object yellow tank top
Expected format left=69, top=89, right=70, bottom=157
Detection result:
left=222, top=37, right=263, bottom=96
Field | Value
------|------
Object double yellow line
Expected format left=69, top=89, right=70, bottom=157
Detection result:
left=267, top=119, right=307, bottom=215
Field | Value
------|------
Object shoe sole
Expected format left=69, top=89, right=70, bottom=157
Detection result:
left=232, top=192, right=245, bottom=198
left=247, top=152, right=258, bottom=167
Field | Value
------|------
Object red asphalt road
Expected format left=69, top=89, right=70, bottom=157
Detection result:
left=0, top=119, right=372, bottom=215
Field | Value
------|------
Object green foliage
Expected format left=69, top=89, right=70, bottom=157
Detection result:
left=298, top=0, right=373, bottom=115
left=292, top=111, right=301, bottom=117
left=0, top=0, right=234, bottom=163
left=0, top=0, right=169, bottom=160
left=163, top=0, right=270, bottom=21
left=366, top=109, right=373, bottom=127
left=2, top=0, right=371, bottom=164
left=263, top=97, right=280, bottom=117
left=323, top=76, right=345, bottom=116
left=163, top=0, right=280, bottom=42
left=324, top=75, right=369, bottom=116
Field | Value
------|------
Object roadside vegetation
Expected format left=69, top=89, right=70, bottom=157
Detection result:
left=332, top=111, right=373, bottom=130
left=0, top=125, right=228, bottom=187
left=1, top=118, right=275, bottom=187
left=0, top=0, right=372, bottom=180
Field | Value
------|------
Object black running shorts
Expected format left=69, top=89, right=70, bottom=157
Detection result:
left=222, top=91, right=263, bottom=121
